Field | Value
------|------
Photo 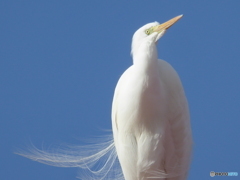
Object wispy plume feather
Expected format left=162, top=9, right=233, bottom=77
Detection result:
left=16, top=135, right=124, bottom=180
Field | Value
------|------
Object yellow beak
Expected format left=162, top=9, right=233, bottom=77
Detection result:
left=154, top=15, right=183, bottom=32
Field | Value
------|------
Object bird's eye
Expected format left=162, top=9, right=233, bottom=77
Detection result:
left=145, top=29, right=150, bottom=35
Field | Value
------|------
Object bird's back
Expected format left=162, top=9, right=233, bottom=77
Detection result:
left=112, top=59, right=192, bottom=180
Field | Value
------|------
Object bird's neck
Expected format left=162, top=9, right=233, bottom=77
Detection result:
left=132, top=43, right=159, bottom=73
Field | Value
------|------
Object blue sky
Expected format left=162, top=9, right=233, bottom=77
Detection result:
left=1, top=1, right=239, bottom=179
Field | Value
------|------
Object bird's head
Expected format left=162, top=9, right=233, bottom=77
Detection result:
left=131, top=15, right=183, bottom=57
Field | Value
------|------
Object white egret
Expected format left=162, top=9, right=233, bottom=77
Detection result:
left=17, top=15, right=192, bottom=180
left=112, top=15, right=192, bottom=180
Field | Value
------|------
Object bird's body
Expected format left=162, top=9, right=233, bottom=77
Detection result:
left=112, top=16, right=192, bottom=180
left=112, top=60, right=191, bottom=180
left=18, top=15, right=192, bottom=180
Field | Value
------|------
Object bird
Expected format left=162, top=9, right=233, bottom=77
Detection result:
left=111, top=15, right=192, bottom=180
left=17, top=15, right=192, bottom=180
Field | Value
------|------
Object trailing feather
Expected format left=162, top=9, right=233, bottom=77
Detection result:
left=16, top=134, right=124, bottom=180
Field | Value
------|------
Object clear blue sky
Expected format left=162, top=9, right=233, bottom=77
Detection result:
left=1, top=1, right=239, bottom=179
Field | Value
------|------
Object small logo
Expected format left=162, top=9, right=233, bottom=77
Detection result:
left=210, top=171, right=238, bottom=177
left=210, top=171, right=215, bottom=177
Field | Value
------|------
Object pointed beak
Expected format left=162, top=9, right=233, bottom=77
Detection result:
left=154, top=15, right=183, bottom=33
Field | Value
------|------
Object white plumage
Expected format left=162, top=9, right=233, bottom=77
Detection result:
left=112, top=17, right=192, bottom=179
left=17, top=15, right=192, bottom=180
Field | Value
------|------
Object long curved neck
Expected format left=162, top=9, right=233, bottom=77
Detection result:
left=132, top=41, right=158, bottom=73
